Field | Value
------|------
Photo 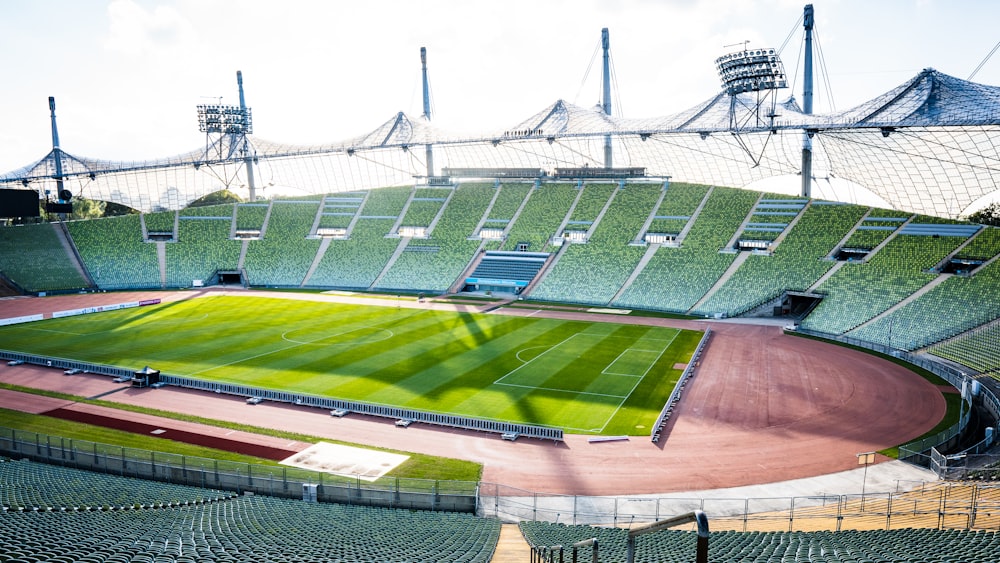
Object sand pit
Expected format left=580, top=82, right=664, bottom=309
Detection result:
left=280, top=442, right=409, bottom=481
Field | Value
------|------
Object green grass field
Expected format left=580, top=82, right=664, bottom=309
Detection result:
left=0, top=295, right=703, bottom=435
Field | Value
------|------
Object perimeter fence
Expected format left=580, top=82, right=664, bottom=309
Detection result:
left=478, top=481, right=1000, bottom=531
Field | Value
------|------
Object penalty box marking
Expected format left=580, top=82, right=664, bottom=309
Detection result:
left=496, top=331, right=677, bottom=394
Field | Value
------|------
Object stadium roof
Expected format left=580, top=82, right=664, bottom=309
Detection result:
left=2, top=69, right=999, bottom=217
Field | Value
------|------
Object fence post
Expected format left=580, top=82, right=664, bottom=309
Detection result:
left=885, top=492, right=893, bottom=530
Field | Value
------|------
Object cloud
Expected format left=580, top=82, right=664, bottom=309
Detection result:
left=103, top=0, right=194, bottom=59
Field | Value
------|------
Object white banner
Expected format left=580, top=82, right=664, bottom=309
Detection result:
left=0, top=314, right=44, bottom=326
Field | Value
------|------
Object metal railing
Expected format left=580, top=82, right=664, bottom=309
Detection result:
left=651, top=328, right=711, bottom=442
left=479, top=481, right=1000, bottom=531
left=0, top=426, right=478, bottom=513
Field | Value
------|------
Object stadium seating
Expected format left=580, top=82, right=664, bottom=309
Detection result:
left=4, top=183, right=1000, bottom=378
left=179, top=203, right=235, bottom=218
left=234, top=203, right=269, bottom=232
left=485, top=182, right=531, bottom=226
left=645, top=182, right=710, bottom=237
left=0, top=459, right=500, bottom=563
left=305, top=188, right=410, bottom=289
left=357, top=185, right=411, bottom=217
left=848, top=259, right=1000, bottom=350
left=530, top=184, right=660, bottom=305
left=307, top=219, right=398, bottom=288
left=317, top=192, right=366, bottom=230
left=165, top=218, right=241, bottom=287
left=567, top=183, right=615, bottom=224
left=614, top=186, right=758, bottom=313
left=0, top=222, right=90, bottom=292
left=399, top=187, right=453, bottom=227
left=143, top=211, right=175, bottom=236
left=243, top=201, right=322, bottom=287
left=842, top=209, right=911, bottom=250
left=66, top=214, right=161, bottom=290
left=928, top=323, right=1000, bottom=376
left=502, top=183, right=578, bottom=251
left=0, top=459, right=230, bottom=510
left=376, top=183, right=492, bottom=292
left=801, top=234, right=966, bottom=335
left=519, top=520, right=1000, bottom=563
left=693, top=202, right=867, bottom=317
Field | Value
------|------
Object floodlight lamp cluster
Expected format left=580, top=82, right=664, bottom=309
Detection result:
left=715, top=48, right=787, bottom=95
left=196, top=104, right=253, bottom=135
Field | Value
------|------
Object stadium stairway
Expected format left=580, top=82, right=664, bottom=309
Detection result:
left=689, top=250, right=752, bottom=313
left=849, top=274, right=951, bottom=335
left=491, top=523, right=534, bottom=563
left=369, top=237, right=410, bottom=290
left=54, top=222, right=95, bottom=288
left=610, top=242, right=659, bottom=303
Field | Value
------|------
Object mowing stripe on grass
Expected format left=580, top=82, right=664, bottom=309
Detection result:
left=596, top=328, right=678, bottom=432
left=0, top=295, right=702, bottom=434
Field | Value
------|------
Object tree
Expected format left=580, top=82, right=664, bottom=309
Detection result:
left=68, top=197, right=106, bottom=221
left=967, top=202, right=1000, bottom=227
left=103, top=201, right=139, bottom=217
left=187, top=189, right=242, bottom=208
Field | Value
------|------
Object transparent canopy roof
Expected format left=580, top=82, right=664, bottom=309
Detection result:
left=2, top=69, right=999, bottom=217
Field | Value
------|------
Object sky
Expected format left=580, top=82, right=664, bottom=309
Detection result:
left=1, top=0, right=999, bottom=172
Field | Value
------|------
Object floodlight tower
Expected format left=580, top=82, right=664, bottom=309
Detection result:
left=715, top=43, right=788, bottom=165
left=421, top=47, right=435, bottom=178
left=196, top=71, right=256, bottom=201
left=800, top=4, right=815, bottom=198
left=601, top=28, right=613, bottom=169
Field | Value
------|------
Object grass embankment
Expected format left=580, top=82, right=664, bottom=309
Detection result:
left=0, top=384, right=482, bottom=483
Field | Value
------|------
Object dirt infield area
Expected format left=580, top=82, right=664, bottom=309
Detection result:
left=0, top=289, right=947, bottom=496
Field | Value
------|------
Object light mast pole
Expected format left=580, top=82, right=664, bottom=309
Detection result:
left=237, top=71, right=257, bottom=202
left=800, top=4, right=814, bottom=198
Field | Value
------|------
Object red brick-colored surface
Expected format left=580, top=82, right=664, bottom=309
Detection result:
left=0, top=290, right=945, bottom=495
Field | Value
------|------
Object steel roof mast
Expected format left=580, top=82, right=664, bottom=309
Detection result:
left=801, top=4, right=814, bottom=198
left=601, top=28, right=613, bottom=169
left=48, top=97, right=66, bottom=202
left=421, top=47, right=435, bottom=178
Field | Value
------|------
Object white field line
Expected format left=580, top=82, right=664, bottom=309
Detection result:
left=493, top=332, right=588, bottom=385
left=601, top=348, right=664, bottom=377
left=598, top=329, right=679, bottom=433
left=493, top=382, right=629, bottom=399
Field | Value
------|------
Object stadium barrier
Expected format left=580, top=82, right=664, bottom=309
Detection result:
left=651, top=328, right=712, bottom=443
left=159, top=374, right=565, bottom=442
left=0, top=350, right=133, bottom=379
left=0, top=426, right=478, bottom=513
left=791, top=329, right=995, bottom=472
left=0, top=349, right=563, bottom=441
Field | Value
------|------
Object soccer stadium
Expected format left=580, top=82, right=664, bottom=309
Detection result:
left=1, top=4, right=1000, bottom=562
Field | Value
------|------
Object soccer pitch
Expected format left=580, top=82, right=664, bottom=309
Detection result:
left=0, top=295, right=703, bottom=434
